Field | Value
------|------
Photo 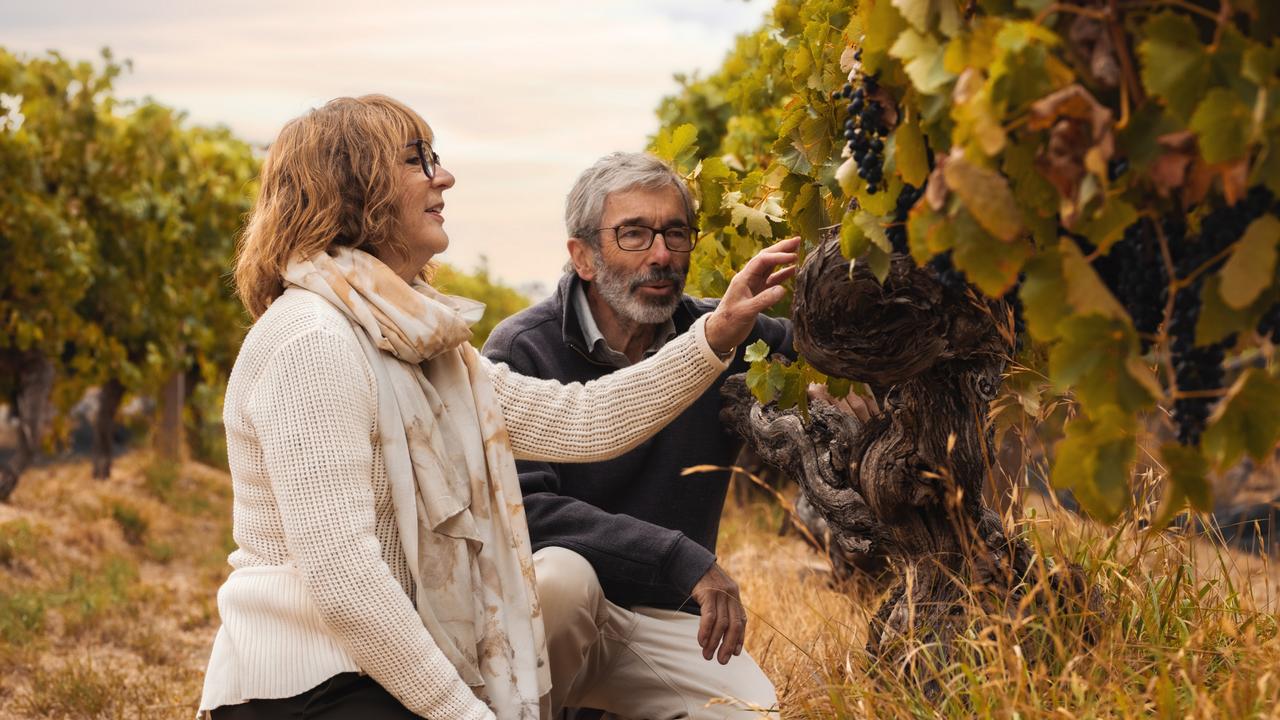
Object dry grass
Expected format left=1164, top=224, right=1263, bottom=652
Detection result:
left=0, top=453, right=233, bottom=719
left=720, top=490, right=1280, bottom=719
left=3, top=454, right=1279, bottom=719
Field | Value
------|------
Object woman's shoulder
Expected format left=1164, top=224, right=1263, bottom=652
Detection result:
left=231, top=289, right=372, bottom=392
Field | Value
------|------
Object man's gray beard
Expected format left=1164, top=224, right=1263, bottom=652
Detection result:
left=591, top=252, right=685, bottom=326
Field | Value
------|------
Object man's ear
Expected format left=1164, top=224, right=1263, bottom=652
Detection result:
left=567, top=238, right=597, bottom=281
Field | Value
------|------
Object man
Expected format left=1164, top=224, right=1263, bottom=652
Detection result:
left=483, top=152, right=793, bottom=719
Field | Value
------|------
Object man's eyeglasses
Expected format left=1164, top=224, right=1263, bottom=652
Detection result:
left=594, top=225, right=698, bottom=253
left=404, top=138, right=440, bottom=179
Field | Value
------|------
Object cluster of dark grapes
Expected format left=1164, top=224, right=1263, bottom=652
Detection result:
left=1090, top=217, right=1164, bottom=352
left=835, top=68, right=890, bottom=194
left=886, top=183, right=922, bottom=256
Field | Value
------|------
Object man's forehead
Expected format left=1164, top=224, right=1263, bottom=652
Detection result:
left=601, top=185, right=686, bottom=220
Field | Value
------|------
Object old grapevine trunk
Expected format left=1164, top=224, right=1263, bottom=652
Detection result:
left=721, top=239, right=1088, bottom=674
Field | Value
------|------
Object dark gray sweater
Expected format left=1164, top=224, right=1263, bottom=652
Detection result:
left=482, top=273, right=794, bottom=612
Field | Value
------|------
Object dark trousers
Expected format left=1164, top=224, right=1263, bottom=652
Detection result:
left=210, top=673, right=419, bottom=719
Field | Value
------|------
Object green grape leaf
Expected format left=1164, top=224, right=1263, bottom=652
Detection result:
left=1019, top=248, right=1070, bottom=342
left=1049, top=314, right=1157, bottom=414
left=1190, top=87, right=1255, bottom=165
left=836, top=156, right=858, bottom=198
left=867, top=243, right=892, bottom=284
left=1078, top=199, right=1138, bottom=255
left=907, top=203, right=951, bottom=264
left=892, top=0, right=960, bottom=36
left=1138, top=12, right=1211, bottom=122
left=951, top=210, right=1030, bottom=296
left=840, top=209, right=869, bottom=260
left=1202, top=368, right=1280, bottom=470
left=1196, top=276, right=1253, bottom=346
left=943, top=154, right=1024, bottom=242
left=1152, top=443, right=1212, bottom=528
left=1003, top=139, right=1059, bottom=220
left=788, top=182, right=824, bottom=247
left=1059, top=238, right=1129, bottom=321
left=1051, top=407, right=1136, bottom=523
left=1219, top=214, right=1280, bottom=310
left=889, top=28, right=955, bottom=94
left=653, top=123, right=699, bottom=170
left=744, top=339, right=771, bottom=363
left=855, top=210, right=891, bottom=254
left=895, top=116, right=930, bottom=186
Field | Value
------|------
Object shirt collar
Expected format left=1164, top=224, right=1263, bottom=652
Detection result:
left=571, top=280, right=677, bottom=368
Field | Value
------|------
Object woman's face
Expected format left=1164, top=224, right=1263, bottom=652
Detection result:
left=390, top=138, right=455, bottom=281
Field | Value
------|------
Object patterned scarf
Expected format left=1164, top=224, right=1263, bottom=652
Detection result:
left=284, top=246, right=548, bottom=719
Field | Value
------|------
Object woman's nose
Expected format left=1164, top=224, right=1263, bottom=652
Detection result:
left=432, top=165, right=456, bottom=189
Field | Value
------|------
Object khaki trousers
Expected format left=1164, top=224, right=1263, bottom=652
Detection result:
left=534, top=547, right=778, bottom=720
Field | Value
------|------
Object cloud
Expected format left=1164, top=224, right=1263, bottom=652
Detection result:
left=2, top=0, right=768, bottom=295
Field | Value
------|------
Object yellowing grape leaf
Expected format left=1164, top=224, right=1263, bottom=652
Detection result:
left=943, top=152, right=1024, bottom=241
left=840, top=209, right=869, bottom=260
left=894, top=117, right=930, bottom=186
left=951, top=210, right=1030, bottom=296
left=1138, top=12, right=1211, bottom=122
left=1019, top=248, right=1070, bottom=342
left=653, top=123, right=699, bottom=169
left=1219, top=214, right=1280, bottom=309
left=1049, top=313, right=1156, bottom=414
left=889, top=28, right=955, bottom=94
left=1202, top=368, right=1280, bottom=470
left=1059, top=237, right=1128, bottom=321
left=1052, top=406, right=1136, bottom=523
left=1152, top=442, right=1212, bottom=528
left=1190, top=87, right=1256, bottom=165
left=1077, top=198, right=1138, bottom=255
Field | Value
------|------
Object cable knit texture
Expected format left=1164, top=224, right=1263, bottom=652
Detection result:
left=199, top=255, right=729, bottom=719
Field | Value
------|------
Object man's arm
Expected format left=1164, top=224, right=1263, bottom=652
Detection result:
left=517, top=459, right=716, bottom=600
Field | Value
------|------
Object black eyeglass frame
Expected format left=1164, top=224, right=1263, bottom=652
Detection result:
left=592, top=224, right=700, bottom=253
left=404, top=139, right=440, bottom=179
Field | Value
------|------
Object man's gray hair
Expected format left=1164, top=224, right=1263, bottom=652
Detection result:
left=564, top=152, right=696, bottom=251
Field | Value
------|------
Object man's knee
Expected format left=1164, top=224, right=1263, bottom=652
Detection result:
left=534, top=547, right=605, bottom=628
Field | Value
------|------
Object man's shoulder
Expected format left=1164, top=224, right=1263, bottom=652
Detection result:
left=484, top=292, right=565, bottom=361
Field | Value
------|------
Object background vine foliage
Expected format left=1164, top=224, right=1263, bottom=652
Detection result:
left=651, top=0, right=1280, bottom=524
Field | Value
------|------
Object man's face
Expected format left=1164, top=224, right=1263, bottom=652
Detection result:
left=582, top=185, right=691, bottom=325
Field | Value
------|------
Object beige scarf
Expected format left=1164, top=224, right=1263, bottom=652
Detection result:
left=284, top=246, right=549, bottom=719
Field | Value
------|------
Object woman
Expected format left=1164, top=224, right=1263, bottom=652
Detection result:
left=197, top=94, right=798, bottom=720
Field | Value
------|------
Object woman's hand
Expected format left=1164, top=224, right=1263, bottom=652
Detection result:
left=704, top=236, right=800, bottom=356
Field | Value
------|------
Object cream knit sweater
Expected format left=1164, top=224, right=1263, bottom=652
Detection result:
left=198, top=288, right=731, bottom=719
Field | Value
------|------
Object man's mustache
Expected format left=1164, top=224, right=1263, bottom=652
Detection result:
left=628, top=266, right=686, bottom=293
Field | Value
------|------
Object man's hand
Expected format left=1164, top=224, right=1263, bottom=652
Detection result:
left=806, top=382, right=880, bottom=422
left=704, top=237, right=800, bottom=355
left=690, top=562, right=746, bottom=665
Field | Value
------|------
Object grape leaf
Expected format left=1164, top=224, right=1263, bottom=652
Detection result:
left=1202, top=368, right=1280, bottom=470
left=653, top=123, right=699, bottom=170
left=1152, top=442, right=1212, bottom=528
left=1049, top=313, right=1156, bottom=414
left=1190, top=87, right=1255, bottom=165
left=1219, top=214, right=1280, bottom=309
left=1078, top=198, right=1138, bottom=255
left=943, top=153, right=1024, bottom=241
left=951, top=210, right=1030, bottom=296
left=840, top=209, right=869, bottom=260
left=744, top=339, right=771, bottom=363
left=855, top=210, right=891, bottom=253
left=895, top=116, right=930, bottom=186
left=1019, top=248, right=1070, bottom=342
left=889, top=28, right=955, bottom=94
left=1059, top=237, right=1128, bottom=321
left=1138, top=12, right=1210, bottom=122
left=867, top=243, right=892, bottom=284
left=892, top=0, right=960, bottom=37
left=1051, top=406, right=1136, bottom=523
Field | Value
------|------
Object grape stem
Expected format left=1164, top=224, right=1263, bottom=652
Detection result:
left=1153, top=216, right=1180, bottom=399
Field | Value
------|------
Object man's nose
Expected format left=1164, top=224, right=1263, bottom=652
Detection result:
left=647, top=232, right=673, bottom=265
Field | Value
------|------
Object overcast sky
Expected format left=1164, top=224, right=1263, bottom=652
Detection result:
left=3, top=0, right=769, bottom=297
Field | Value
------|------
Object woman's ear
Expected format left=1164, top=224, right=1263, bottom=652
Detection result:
left=566, top=238, right=597, bottom=281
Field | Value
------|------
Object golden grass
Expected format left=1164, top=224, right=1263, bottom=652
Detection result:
left=720, top=491, right=1280, bottom=719
left=3, top=454, right=1279, bottom=718
left=0, top=452, right=233, bottom=719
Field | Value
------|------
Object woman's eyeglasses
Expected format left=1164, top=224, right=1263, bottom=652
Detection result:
left=404, top=138, right=440, bottom=179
